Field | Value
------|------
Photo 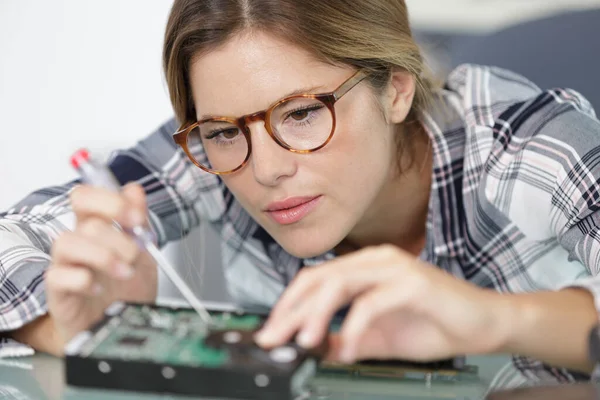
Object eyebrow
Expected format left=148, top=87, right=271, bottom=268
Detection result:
left=284, top=85, right=326, bottom=98
left=199, top=84, right=327, bottom=120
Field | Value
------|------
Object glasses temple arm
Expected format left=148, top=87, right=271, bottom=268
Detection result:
left=333, top=70, right=368, bottom=101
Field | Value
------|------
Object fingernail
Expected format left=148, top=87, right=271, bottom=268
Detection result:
left=115, top=262, right=134, bottom=279
left=93, top=283, right=103, bottom=295
left=254, top=329, right=273, bottom=345
left=296, top=330, right=315, bottom=348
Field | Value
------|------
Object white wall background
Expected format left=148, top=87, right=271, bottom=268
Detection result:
left=0, top=0, right=174, bottom=210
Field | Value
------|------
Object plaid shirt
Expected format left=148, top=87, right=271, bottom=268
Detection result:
left=1, top=64, right=600, bottom=377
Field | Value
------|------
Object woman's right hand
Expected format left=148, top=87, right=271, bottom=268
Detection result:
left=44, top=183, right=158, bottom=352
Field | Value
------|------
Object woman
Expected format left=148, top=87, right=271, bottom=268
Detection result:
left=2, top=0, right=600, bottom=377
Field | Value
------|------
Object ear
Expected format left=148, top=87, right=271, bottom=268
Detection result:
left=383, top=70, right=416, bottom=124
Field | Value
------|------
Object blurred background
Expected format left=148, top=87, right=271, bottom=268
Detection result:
left=1, top=0, right=599, bottom=303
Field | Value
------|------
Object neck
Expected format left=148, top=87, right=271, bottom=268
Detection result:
left=339, top=127, right=432, bottom=256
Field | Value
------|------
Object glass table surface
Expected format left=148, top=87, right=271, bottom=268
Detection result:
left=0, top=353, right=583, bottom=400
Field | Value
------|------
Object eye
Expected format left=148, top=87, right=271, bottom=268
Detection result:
left=285, top=104, right=324, bottom=122
left=206, top=127, right=240, bottom=140
left=290, top=109, right=310, bottom=121
left=220, top=128, right=239, bottom=139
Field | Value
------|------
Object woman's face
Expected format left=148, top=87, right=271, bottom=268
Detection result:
left=190, top=32, right=410, bottom=258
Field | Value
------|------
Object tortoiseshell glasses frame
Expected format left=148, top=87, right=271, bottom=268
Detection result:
left=172, top=69, right=368, bottom=175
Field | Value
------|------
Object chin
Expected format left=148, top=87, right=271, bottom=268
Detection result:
left=274, top=231, right=340, bottom=259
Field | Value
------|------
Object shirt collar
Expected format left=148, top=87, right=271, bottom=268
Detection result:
left=419, top=92, right=467, bottom=261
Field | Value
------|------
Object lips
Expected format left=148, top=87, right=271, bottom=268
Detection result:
left=265, top=196, right=320, bottom=211
left=264, top=196, right=322, bottom=225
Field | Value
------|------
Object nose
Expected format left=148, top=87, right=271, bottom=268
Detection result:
left=247, top=121, right=297, bottom=187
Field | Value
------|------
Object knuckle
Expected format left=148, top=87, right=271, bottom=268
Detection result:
left=79, top=271, right=94, bottom=290
left=296, top=267, right=325, bottom=288
left=78, top=218, right=108, bottom=238
left=361, top=245, right=377, bottom=254
left=321, top=284, right=350, bottom=312
left=51, top=232, right=74, bottom=258
left=325, top=277, right=346, bottom=298
left=44, top=268, right=57, bottom=287
left=377, top=243, right=399, bottom=257
left=97, top=249, right=117, bottom=270
left=404, top=272, right=428, bottom=301
left=296, top=267, right=314, bottom=282
left=353, top=298, right=374, bottom=318
left=68, top=185, right=86, bottom=207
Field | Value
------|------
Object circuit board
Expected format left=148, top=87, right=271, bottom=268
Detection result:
left=65, top=302, right=476, bottom=399
left=86, top=305, right=260, bottom=366
left=323, top=320, right=470, bottom=379
left=64, top=302, right=323, bottom=400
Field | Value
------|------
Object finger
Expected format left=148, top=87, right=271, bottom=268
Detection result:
left=77, top=218, right=140, bottom=279
left=269, top=247, right=396, bottom=323
left=70, top=185, right=145, bottom=229
left=45, top=265, right=102, bottom=296
left=255, top=287, right=320, bottom=348
left=291, top=278, right=364, bottom=349
left=264, top=260, right=399, bottom=347
left=122, top=183, right=149, bottom=227
left=51, top=232, right=131, bottom=279
left=323, top=332, right=386, bottom=364
left=266, top=268, right=323, bottom=324
left=339, top=282, right=411, bottom=363
left=293, top=279, right=363, bottom=349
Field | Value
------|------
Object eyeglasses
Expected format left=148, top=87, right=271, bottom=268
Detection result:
left=172, top=70, right=368, bottom=175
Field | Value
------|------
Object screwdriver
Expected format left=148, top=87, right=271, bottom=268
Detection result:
left=70, top=148, right=215, bottom=326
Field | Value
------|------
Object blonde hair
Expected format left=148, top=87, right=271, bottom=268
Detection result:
left=163, top=0, right=435, bottom=163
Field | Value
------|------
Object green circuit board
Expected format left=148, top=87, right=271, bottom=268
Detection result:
left=76, top=305, right=264, bottom=367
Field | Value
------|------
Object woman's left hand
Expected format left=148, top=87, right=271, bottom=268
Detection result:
left=255, top=244, right=510, bottom=363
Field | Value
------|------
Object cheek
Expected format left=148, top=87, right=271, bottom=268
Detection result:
left=327, top=109, right=395, bottom=180
left=322, top=115, right=396, bottom=213
left=220, top=171, right=259, bottom=207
